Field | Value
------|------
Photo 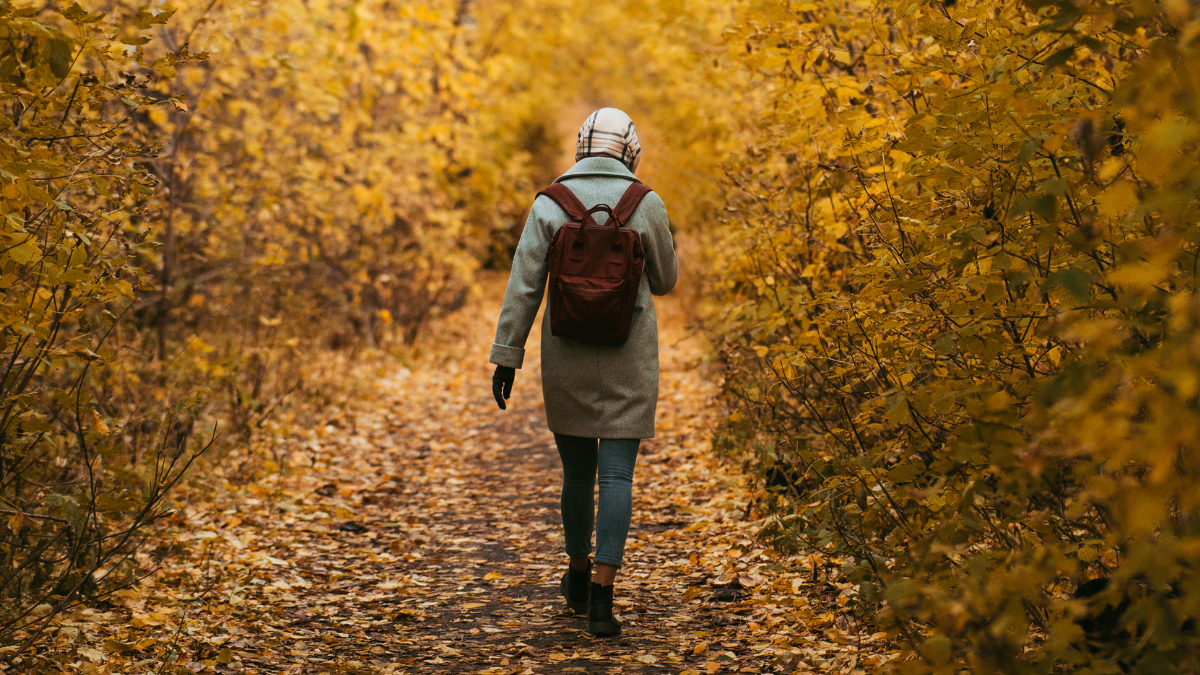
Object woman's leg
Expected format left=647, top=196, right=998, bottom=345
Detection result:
left=593, top=438, right=640, bottom=585
left=553, top=434, right=599, bottom=568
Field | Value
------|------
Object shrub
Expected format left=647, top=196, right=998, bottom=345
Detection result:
left=713, top=0, right=1200, bottom=671
left=0, top=3, right=210, bottom=662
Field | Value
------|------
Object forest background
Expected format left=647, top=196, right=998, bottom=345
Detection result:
left=3, top=0, right=1200, bottom=672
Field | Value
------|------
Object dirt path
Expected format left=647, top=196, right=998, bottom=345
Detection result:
left=77, top=280, right=889, bottom=674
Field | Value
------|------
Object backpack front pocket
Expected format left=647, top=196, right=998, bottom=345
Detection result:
left=553, top=275, right=629, bottom=344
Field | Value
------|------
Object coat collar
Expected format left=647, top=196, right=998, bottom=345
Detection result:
left=555, top=156, right=642, bottom=184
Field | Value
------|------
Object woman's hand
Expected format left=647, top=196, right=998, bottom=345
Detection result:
left=492, top=366, right=515, bottom=410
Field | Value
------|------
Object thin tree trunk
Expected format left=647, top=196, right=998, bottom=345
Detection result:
left=157, top=163, right=177, bottom=361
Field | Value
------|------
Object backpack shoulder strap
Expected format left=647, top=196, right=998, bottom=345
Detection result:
left=536, top=184, right=588, bottom=221
left=613, top=183, right=653, bottom=226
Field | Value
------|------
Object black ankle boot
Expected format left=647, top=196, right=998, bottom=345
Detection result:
left=560, top=563, right=591, bottom=615
left=588, top=582, right=622, bottom=637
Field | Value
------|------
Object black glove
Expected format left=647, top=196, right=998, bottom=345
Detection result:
left=492, top=365, right=515, bottom=410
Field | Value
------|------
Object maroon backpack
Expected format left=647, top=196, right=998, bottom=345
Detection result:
left=538, top=182, right=653, bottom=346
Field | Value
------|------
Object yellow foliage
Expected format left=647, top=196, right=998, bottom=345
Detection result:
left=14, top=0, right=1200, bottom=670
left=710, top=0, right=1200, bottom=671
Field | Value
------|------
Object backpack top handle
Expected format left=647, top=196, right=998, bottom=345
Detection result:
left=584, top=204, right=618, bottom=228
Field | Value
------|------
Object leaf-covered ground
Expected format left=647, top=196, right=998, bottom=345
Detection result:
left=46, top=278, right=894, bottom=674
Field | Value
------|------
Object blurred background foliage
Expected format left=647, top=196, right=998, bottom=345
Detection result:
left=4, top=0, right=1200, bottom=670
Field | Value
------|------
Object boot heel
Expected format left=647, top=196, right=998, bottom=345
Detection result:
left=560, top=563, right=591, bottom=615
left=588, top=582, right=622, bottom=637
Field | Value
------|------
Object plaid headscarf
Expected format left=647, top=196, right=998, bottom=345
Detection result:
left=575, top=108, right=641, bottom=173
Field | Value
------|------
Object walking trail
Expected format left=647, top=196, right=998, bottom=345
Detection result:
left=79, top=276, right=892, bottom=674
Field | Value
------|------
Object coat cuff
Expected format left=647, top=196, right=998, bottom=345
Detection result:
left=489, top=343, right=525, bottom=369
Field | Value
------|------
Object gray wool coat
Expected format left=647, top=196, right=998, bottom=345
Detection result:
left=489, top=157, right=678, bottom=439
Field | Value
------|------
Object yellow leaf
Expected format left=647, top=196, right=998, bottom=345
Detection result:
left=1108, top=262, right=1168, bottom=289
left=73, top=347, right=105, bottom=364
left=1098, top=159, right=1126, bottom=181
left=1043, top=133, right=1066, bottom=153
left=104, top=638, right=137, bottom=653
left=1097, top=181, right=1138, bottom=219
left=1126, top=492, right=1167, bottom=535
left=91, top=409, right=111, bottom=435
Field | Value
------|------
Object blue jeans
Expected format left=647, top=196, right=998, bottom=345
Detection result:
left=554, top=434, right=640, bottom=568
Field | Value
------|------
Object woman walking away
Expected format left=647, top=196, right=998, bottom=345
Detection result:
left=488, top=108, right=678, bottom=637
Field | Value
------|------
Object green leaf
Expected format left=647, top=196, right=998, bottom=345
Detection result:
left=1042, top=47, right=1075, bottom=70
left=1031, top=194, right=1057, bottom=220
left=1017, top=140, right=1038, bottom=164
left=47, top=39, right=72, bottom=79
left=1046, top=267, right=1090, bottom=300
left=1039, top=178, right=1068, bottom=196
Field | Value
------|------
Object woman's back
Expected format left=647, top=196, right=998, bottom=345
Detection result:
left=490, top=155, right=677, bottom=439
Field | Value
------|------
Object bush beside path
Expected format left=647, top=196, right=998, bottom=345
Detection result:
left=58, top=279, right=891, bottom=674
